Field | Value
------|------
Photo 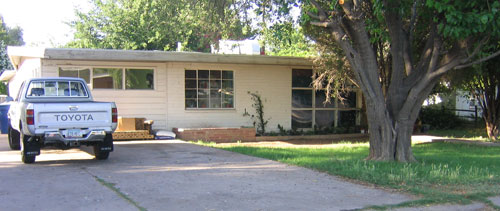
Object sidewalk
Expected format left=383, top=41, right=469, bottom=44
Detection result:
left=412, top=134, right=500, bottom=146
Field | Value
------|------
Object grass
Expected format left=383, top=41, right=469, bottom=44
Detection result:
left=427, top=127, right=491, bottom=141
left=94, top=176, right=147, bottom=211
left=200, top=141, right=500, bottom=209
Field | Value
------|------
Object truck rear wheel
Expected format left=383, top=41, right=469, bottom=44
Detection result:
left=94, top=150, right=109, bottom=160
left=8, top=124, right=21, bottom=150
left=93, top=134, right=113, bottom=160
left=21, top=133, right=37, bottom=164
left=22, top=154, right=36, bottom=164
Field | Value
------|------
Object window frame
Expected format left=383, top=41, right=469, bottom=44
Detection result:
left=184, top=69, right=235, bottom=110
left=58, top=66, right=156, bottom=91
left=25, top=80, right=90, bottom=99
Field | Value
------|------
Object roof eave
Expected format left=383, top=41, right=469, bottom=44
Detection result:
left=44, top=48, right=314, bottom=66
left=6, top=47, right=314, bottom=66
left=7, top=46, right=47, bottom=69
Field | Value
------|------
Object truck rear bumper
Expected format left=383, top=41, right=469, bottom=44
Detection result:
left=43, top=130, right=107, bottom=146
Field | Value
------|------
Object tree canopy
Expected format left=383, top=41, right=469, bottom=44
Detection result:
left=0, top=16, right=24, bottom=47
left=68, top=0, right=255, bottom=52
left=0, top=15, right=24, bottom=94
left=68, top=0, right=315, bottom=56
left=0, top=15, right=24, bottom=71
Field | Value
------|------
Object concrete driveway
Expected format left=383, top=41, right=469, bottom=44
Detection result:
left=0, top=135, right=412, bottom=210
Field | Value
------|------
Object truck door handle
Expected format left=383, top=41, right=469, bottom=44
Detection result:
left=69, top=106, right=79, bottom=111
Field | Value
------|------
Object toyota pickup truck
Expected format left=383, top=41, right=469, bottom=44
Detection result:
left=7, top=77, right=117, bottom=163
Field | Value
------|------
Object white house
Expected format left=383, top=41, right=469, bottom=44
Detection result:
left=1, top=47, right=362, bottom=133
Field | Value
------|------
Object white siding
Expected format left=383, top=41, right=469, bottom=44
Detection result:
left=41, top=60, right=168, bottom=130
left=166, top=62, right=300, bottom=131
left=8, top=58, right=41, bottom=98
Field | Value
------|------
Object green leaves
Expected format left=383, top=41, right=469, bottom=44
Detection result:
left=68, top=0, right=254, bottom=51
left=426, top=0, right=500, bottom=39
left=263, top=22, right=316, bottom=57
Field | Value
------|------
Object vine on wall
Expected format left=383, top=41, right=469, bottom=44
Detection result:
left=243, top=91, right=270, bottom=135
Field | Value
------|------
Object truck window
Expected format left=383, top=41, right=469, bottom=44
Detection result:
left=26, top=81, right=89, bottom=98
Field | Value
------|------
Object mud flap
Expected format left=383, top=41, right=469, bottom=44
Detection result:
left=98, top=135, right=114, bottom=152
left=22, top=137, right=40, bottom=156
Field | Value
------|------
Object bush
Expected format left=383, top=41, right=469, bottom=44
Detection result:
left=419, top=106, right=463, bottom=130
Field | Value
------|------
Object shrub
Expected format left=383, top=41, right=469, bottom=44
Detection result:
left=419, top=106, right=463, bottom=130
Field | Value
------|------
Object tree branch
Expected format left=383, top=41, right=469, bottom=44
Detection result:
left=311, top=21, right=332, bottom=28
left=414, top=24, right=437, bottom=73
left=454, top=50, right=500, bottom=70
left=306, top=11, right=320, bottom=20
left=309, top=0, right=328, bottom=21
left=408, top=0, right=420, bottom=45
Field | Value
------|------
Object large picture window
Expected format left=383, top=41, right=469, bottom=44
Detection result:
left=185, top=69, right=234, bottom=109
left=58, top=67, right=154, bottom=90
left=291, top=69, right=360, bottom=129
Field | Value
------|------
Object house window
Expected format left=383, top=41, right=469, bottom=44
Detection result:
left=59, top=67, right=155, bottom=90
left=93, top=68, right=123, bottom=89
left=59, top=67, right=90, bottom=84
left=126, top=69, right=154, bottom=89
left=185, top=69, right=234, bottom=109
left=291, top=69, right=359, bottom=130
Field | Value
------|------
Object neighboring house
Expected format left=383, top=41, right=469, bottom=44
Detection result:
left=211, top=39, right=262, bottom=55
left=1, top=47, right=362, bottom=132
left=454, top=90, right=482, bottom=120
left=423, top=90, right=482, bottom=120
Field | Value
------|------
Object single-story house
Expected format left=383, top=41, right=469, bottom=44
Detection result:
left=1, top=47, right=362, bottom=136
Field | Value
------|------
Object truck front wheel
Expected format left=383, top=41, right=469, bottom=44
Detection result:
left=8, top=124, right=21, bottom=150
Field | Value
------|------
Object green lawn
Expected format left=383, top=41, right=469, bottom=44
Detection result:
left=204, top=142, right=500, bottom=209
left=427, top=127, right=491, bottom=141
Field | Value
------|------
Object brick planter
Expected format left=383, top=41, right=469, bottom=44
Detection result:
left=173, top=127, right=256, bottom=143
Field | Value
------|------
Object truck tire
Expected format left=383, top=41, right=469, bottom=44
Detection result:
left=93, top=134, right=113, bottom=160
left=21, top=133, right=36, bottom=164
left=8, top=124, right=21, bottom=150
left=94, top=150, right=109, bottom=160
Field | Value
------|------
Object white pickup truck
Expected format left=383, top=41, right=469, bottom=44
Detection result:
left=7, top=77, right=117, bottom=164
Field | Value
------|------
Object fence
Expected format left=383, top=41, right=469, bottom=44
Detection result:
left=450, top=106, right=481, bottom=122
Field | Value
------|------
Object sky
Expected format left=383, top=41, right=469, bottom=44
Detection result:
left=0, top=0, right=91, bottom=47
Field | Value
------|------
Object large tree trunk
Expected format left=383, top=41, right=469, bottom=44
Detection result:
left=484, top=103, right=500, bottom=140
left=480, top=82, right=500, bottom=140
left=485, top=121, right=499, bottom=140
left=365, top=99, right=417, bottom=162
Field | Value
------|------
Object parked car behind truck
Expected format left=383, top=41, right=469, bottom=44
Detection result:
left=7, top=77, right=117, bottom=163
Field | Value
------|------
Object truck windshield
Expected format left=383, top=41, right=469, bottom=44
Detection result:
left=26, top=81, right=88, bottom=98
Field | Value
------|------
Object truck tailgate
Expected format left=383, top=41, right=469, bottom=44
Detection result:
left=34, top=102, right=113, bottom=129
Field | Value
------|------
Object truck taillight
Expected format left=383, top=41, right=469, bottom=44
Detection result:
left=26, top=109, right=34, bottom=125
left=112, top=107, right=117, bottom=123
